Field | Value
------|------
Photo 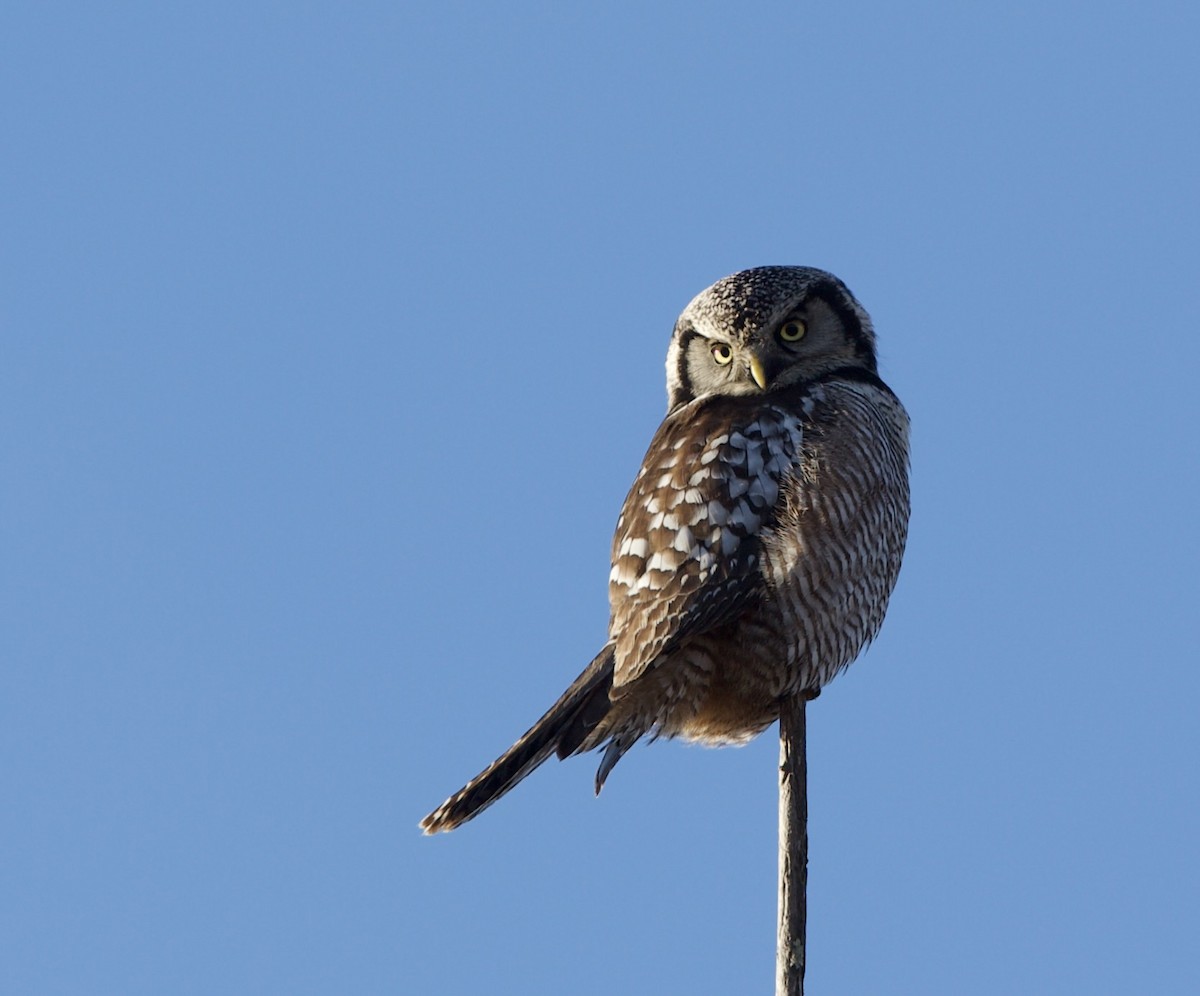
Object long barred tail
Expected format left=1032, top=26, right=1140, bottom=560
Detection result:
left=419, top=646, right=615, bottom=834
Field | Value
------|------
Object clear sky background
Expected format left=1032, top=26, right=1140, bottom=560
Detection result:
left=3, top=2, right=1198, bottom=993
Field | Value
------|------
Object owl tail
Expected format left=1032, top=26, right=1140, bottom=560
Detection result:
left=419, top=645, right=615, bottom=834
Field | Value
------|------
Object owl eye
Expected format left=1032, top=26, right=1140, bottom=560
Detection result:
left=711, top=343, right=734, bottom=365
left=778, top=320, right=807, bottom=343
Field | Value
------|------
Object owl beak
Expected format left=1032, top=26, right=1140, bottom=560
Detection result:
left=748, top=355, right=770, bottom=390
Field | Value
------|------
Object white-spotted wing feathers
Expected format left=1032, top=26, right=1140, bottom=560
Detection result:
left=607, top=394, right=806, bottom=688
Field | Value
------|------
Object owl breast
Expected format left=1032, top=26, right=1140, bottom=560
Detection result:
left=757, top=379, right=911, bottom=690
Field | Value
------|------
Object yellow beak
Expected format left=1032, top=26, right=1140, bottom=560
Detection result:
left=749, top=355, right=769, bottom=390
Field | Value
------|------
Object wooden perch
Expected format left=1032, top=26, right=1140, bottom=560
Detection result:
left=776, top=693, right=808, bottom=996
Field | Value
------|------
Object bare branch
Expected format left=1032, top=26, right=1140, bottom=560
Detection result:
left=776, top=694, right=807, bottom=996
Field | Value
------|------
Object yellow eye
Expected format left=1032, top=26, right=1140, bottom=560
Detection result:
left=778, top=319, right=807, bottom=343
left=711, top=343, right=733, bottom=365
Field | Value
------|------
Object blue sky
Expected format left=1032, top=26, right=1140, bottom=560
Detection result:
left=3, top=2, right=1198, bottom=993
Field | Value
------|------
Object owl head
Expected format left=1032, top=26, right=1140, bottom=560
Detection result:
left=665, top=266, right=878, bottom=412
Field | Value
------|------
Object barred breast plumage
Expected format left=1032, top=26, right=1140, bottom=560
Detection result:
left=421, top=266, right=910, bottom=833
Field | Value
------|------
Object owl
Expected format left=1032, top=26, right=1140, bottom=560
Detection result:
left=421, top=266, right=910, bottom=833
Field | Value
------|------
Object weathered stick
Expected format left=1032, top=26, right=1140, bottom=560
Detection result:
left=776, top=693, right=807, bottom=996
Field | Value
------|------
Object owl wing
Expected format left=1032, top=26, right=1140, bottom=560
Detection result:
left=607, top=395, right=805, bottom=689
